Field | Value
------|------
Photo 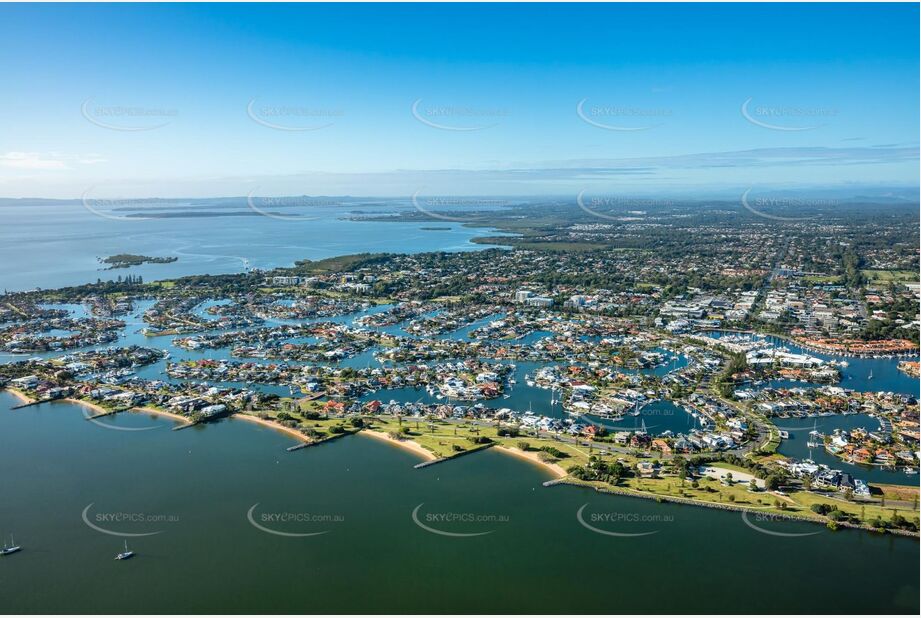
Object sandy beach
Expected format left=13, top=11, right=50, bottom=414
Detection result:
left=233, top=413, right=308, bottom=443
left=133, top=406, right=194, bottom=428
left=62, top=397, right=108, bottom=416
left=6, top=390, right=110, bottom=417
left=496, top=446, right=567, bottom=479
left=359, top=429, right=437, bottom=461
left=4, top=387, right=33, bottom=405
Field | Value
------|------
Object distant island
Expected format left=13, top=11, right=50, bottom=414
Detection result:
left=100, top=254, right=178, bottom=269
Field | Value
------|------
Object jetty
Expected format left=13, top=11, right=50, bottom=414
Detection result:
left=412, top=442, right=495, bottom=469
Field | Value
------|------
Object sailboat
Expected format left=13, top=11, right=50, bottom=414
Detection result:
left=637, top=418, right=648, bottom=435
left=0, top=534, right=21, bottom=556
left=868, top=369, right=873, bottom=380
left=806, top=419, right=821, bottom=448
left=629, top=400, right=641, bottom=417
left=115, top=540, right=135, bottom=560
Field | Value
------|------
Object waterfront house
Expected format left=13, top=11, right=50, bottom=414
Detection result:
left=652, top=438, right=672, bottom=456
left=10, top=375, right=40, bottom=389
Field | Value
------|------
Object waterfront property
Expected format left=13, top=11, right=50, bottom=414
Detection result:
left=1, top=391, right=919, bottom=614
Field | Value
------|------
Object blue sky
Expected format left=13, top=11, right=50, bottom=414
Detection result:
left=0, top=3, right=917, bottom=198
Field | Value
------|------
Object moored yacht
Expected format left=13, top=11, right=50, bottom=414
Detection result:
left=115, top=540, right=135, bottom=560
left=0, top=535, right=21, bottom=556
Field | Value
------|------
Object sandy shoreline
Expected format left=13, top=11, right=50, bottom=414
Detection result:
left=5, top=387, right=33, bottom=405
left=359, top=429, right=437, bottom=461
left=233, top=413, right=308, bottom=443
left=495, top=446, right=567, bottom=478
left=132, top=406, right=194, bottom=427
left=62, top=397, right=107, bottom=415
left=2, top=389, right=194, bottom=427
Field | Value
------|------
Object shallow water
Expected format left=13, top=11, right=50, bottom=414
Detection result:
left=1, top=202, right=511, bottom=292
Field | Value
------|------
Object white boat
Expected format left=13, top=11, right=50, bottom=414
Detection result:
left=805, top=420, right=822, bottom=447
left=0, top=535, right=21, bottom=556
left=115, top=540, right=135, bottom=560
left=778, top=430, right=789, bottom=439
left=905, top=467, right=918, bottom=475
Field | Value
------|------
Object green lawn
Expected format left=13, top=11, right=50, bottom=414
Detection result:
left=364, top=416, right=596, bottom=465
left=861, top=269, right=918, bottom=283
left=802, top=275, right=843, bottom=285
left=254, top=410, right=920, bottom=530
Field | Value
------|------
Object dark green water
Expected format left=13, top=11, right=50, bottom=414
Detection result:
left=1, top=392, right=918, bottom=614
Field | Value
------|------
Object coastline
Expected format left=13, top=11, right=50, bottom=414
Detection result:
left=496, top=445, right=567, bottom=478
left=5, top=387, right=32, bottom=405
left=4, top=387, right=918, bottom=537
left=358, top=428, right=437, bottom=461
left=62, top=397, right=107, bottom=415
left=556, top=478, right=920, bottom=539
left=2, top=389, right=195, bottom=427
left=133, top=406, right=194, bottom=427
left=233, top=412, right=308, bottom=443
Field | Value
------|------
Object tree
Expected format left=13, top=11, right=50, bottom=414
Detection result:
left=810, top=503, right=832, bottom=516
left=765, top=473, right=785, bottom=491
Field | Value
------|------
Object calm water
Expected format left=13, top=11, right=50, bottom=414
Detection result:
left=11, top=305, right=916, bottom=485
left=2, top=221, right=919, bottom=612
left=775, top=414, right=912, bottom=484
left=0, top=201, right=511, bottom=292
left=1, top=392, right=918, bottom=614
left=705, top=331, right=920, bottom=396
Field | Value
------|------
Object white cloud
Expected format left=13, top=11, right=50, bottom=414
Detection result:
left=0, top=151, right=108, bottom=170
left=76, top=155, right=108, bottom=165
left=0, top=151, right=69, bottom=170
